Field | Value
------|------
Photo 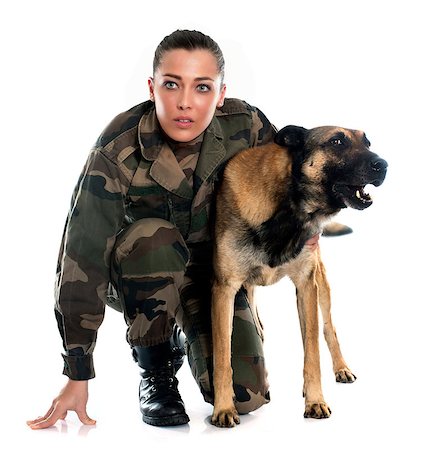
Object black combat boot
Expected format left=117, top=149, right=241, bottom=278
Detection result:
left=170, top=323, right=186, bottom=373
left=132, top=326, right=189, bottom=426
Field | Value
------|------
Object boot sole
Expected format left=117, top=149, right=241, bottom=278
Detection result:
left=142, top=413, right=190, bottom=427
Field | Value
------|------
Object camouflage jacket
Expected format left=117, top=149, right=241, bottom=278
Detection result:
left=54, top=98, right=276, bottom=380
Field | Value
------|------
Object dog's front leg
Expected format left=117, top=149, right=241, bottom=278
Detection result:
left=296, top=272, right=331, bottom=419
left=211, top=281, right=240, bottom=427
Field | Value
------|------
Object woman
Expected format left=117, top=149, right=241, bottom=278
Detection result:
left=27, top=30, right=275, bottom=428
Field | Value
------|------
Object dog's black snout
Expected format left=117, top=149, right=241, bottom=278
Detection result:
left=371, top=157, right=388, bottom=172
left=369, top=156, right=388, bottom=186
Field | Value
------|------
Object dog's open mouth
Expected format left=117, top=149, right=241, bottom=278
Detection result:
left=333, top=184, right=373, bottom=210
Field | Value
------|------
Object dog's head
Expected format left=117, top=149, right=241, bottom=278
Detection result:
left=275, top=125, right=388, bottom=211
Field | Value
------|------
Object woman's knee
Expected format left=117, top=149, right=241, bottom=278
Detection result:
left=185, top=340, right=270, bottom=414
left=113, top=218, right=190, bottom=276
left=232, top=355, right=270, bottom=414
left=108, top=219, right=190, bottom=346
left=184, top=286, right=270, bottom=413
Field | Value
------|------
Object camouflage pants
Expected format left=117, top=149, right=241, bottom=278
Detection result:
left=108, top=218, right=270, bottom=414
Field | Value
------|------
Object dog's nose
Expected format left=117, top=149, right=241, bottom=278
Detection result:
left=371, top=157, right=388, bottom=173
left=370, top=157, right=388, bottom=186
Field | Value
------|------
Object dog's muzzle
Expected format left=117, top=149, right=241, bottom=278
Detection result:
left=333, top=156, right=388, bottom=210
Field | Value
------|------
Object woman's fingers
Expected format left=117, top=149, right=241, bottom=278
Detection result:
left=76, top=408, right=96, bottom=426
left=27, top=402, right=67, bottom=429
left=26, top=416, right=44, bottom=426
left=26, top=403, right=55, bottom=426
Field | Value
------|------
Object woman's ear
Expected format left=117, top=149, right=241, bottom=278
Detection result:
left=274, top=125, right=309, bottom=150
left=217, top=83, right=226, bottom=108
left=148, top=77, right=155, bottom=102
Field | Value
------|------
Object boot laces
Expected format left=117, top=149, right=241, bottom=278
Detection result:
left=145, top=361, right=178, bottom=393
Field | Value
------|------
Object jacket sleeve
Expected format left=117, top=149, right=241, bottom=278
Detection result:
left=54, top=148, right=127, bottom=380
left=250, top=107, right=277, bottom=147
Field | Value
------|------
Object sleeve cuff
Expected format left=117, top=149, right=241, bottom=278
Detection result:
left=61, top=353, right=95, bottom=380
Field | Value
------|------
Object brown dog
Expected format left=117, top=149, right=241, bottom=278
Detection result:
left=211, top=125, right=387, bottom=427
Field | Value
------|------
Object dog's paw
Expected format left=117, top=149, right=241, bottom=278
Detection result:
left=335, top=368, right=357, bottom=383
left=211, top=408, right=240, bottom=428
left=304, top=402, right=332, bottom=419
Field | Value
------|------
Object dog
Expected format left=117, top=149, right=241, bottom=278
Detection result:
left=211, top=125, right=387, bottom=427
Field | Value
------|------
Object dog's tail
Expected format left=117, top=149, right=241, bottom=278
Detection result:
left=322, top=222, right=353, bottom=237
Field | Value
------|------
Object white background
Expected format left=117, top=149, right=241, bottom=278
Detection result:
left=1, top=0, right=431, bottom=448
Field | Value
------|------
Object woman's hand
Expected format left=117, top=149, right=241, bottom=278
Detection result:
left=26, top=379, right=96, bottom=429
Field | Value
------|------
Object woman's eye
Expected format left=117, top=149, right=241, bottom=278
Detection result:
left=197, top=84, right=211, bottom=92
left=164, top=81, right=178, bottom=90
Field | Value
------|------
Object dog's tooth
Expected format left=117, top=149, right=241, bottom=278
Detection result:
left=356, top=190, right=361, bottom=199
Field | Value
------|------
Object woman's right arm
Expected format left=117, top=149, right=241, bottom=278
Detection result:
left=29, top=149, right=127, bottom=429
left=55, top=149, right=128, bottom=380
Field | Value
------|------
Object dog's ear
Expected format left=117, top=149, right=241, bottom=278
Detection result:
left=274, top=125, right=308, bottom=150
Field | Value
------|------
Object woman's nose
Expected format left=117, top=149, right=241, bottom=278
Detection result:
left=178, top=89, right=192, bottom=110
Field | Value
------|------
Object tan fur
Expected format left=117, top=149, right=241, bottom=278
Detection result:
left=222, top=144, right=292, bottom=227
left=211, top=128, right=358, bottom=428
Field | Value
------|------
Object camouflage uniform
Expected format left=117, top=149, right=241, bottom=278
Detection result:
left=55, top=98, right=275, bottom=413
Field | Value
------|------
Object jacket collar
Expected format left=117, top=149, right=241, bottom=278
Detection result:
left=194, top=115, right=225, bottom=190
left=137, top=106, right=226, bottom=198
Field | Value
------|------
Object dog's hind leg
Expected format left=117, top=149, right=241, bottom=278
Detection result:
left=316, top=257, right=357, bottom=383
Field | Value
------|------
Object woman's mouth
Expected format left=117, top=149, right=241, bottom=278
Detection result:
left=174, top=117, right=194, bottom=129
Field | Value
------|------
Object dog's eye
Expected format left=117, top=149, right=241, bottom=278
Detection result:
left=330, top=138, right=343, bottom=146
left=328, top=135, right=349, bottom=149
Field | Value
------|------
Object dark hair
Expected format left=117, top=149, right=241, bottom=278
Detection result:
left=153, top=30, right=225, bottom=82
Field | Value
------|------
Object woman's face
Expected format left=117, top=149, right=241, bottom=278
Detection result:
left=149, top=49, right=226, bottom=142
